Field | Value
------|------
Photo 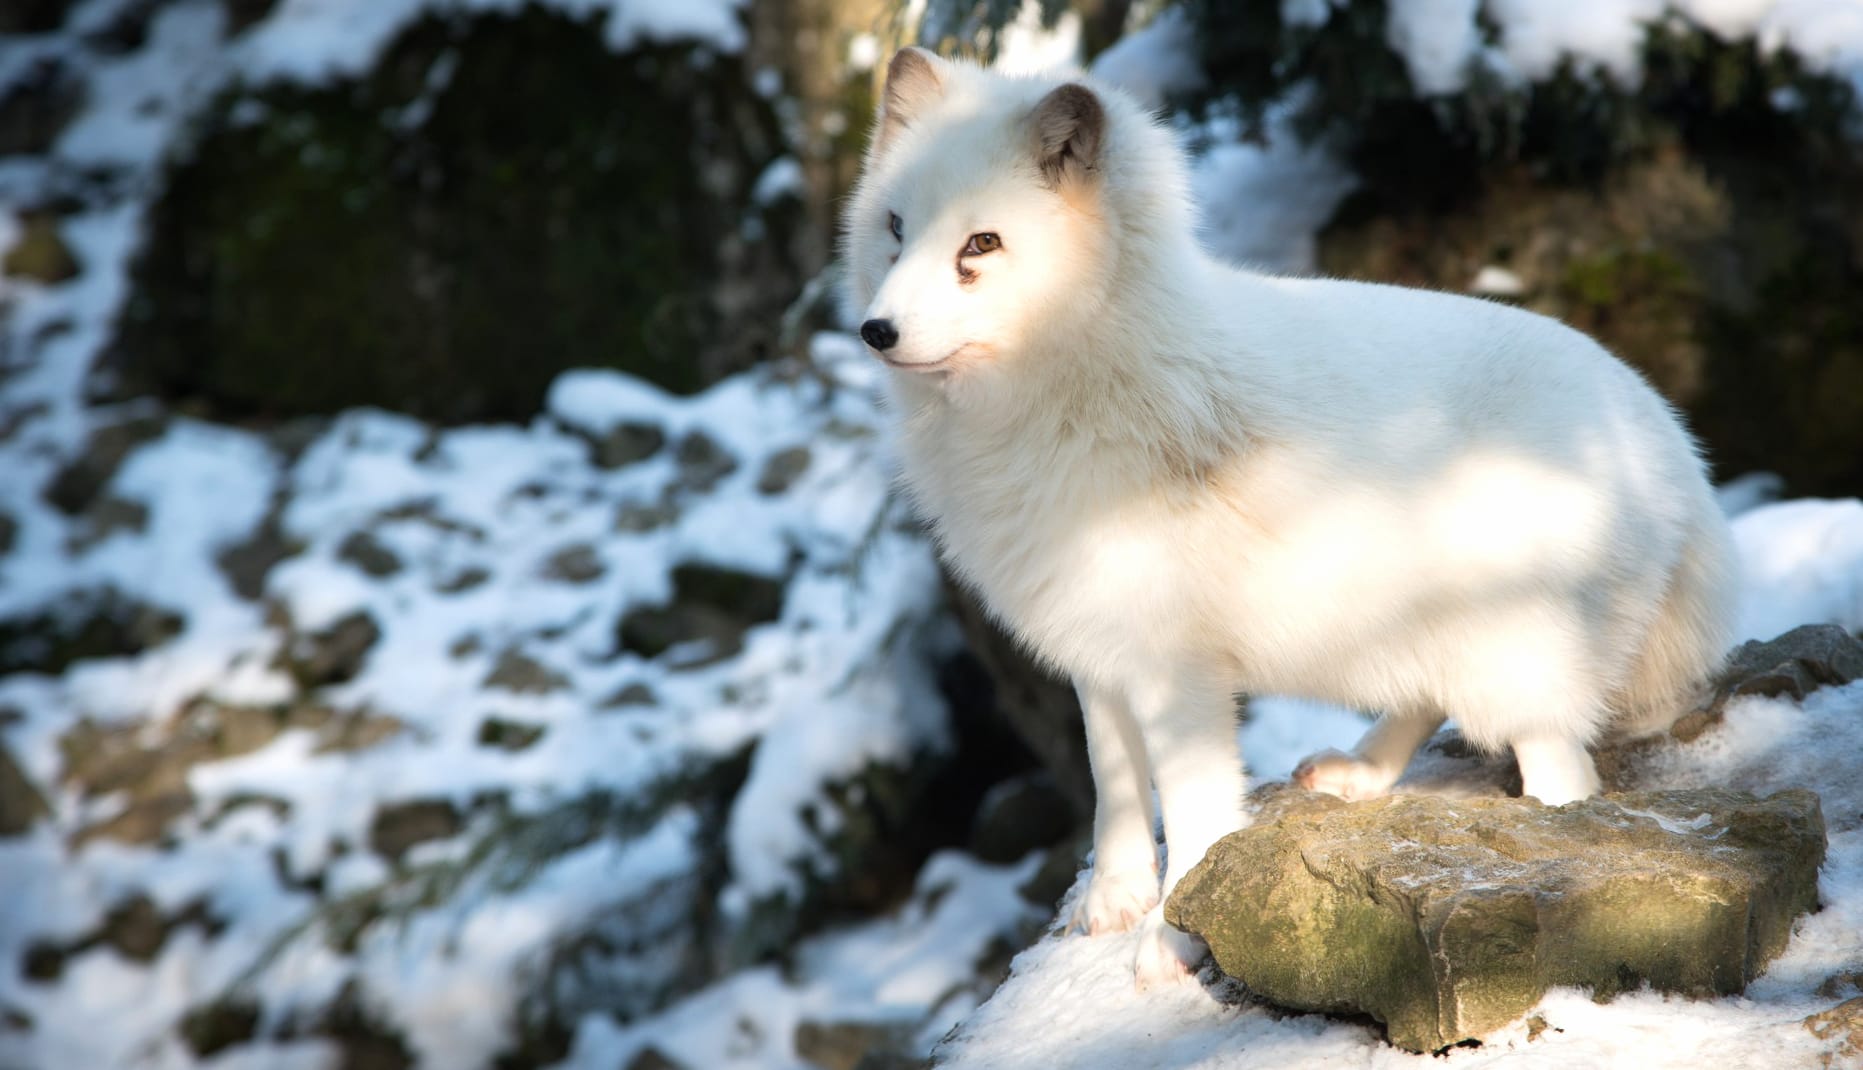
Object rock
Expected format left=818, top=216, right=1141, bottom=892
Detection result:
left=943, top=577, right=1093, bottom=818
left=368, top=799, right=462, bottom=862
left=2, top=212, right=80, bottom=284
left=625, top=1048, right=687, bottom=1070
left=0, top=587, right=184, bottom=677
left=616, top=563, right=784, bottom=668
left=0, top=1, right=73, bottom=36
left=337, top=530, right=404, bottom=577
left=107, top=7, right=805, bottom=424
left=1710, top=623, right=1863, bottom=711
left=1805, top=997, right=1863, bottom=1069
left=482, top=648, right=569, bottom=694
left=967, top=773, right=1075, bottom=865
left=1167, top=788, right=1826, bottom=1052
left=477, top=717, right=544, bottom=752
left=756, top=445, right=811, bottom=494
left=673, top=432, right=738, bottom=494
left=0, top=745, right=50, bottom=836
left=588, top=421, right=665, bottom=469
left=179, top=999, right=260, bottom=1058
left=42, top=414, right=165, bottom=516
left=794, top=1019, right=919, bottom=1070
left=282, top=611, right=380, bottom=688
left=541, top=543, right=604, bottom=583
left=215, top=513, right=302, bottom=600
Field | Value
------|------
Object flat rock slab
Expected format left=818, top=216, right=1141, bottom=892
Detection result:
left=1167, top=788, right=1826, bottom=1052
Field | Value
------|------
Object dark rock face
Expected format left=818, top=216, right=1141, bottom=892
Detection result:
left=1168, top=788, right=1827, bottom=1052
left=109, top=7, right=805, bottom=424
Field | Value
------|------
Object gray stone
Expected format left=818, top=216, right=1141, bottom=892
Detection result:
left=368, top=799, right=462, bottom=862
left=1804, top=996, right=1863, bottom=1069
left=756, top=446, right=811, bottom=494
left=0, top=745, right=49, bottom=836
left=337, top=530, right=403, bottom=578
left=1167, top=788, right=1826, bottom=1052
left=541, top=543, right=605, bottom=584
left=794, top=1019, right=919, bottom=1070
left=1709, top=623, right=1863, bottom=712
left=482, top=648, right=570, bottom=694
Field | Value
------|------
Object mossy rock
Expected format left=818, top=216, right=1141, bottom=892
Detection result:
left=0, top=587, right=183, bottom=677
left=1168, top=788, right=1826, bottom=1052
left=1300, top=24, right=1863, bottom=496
left=110, top=5, right=803, bottom=424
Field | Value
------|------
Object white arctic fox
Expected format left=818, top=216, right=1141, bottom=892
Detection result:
left=843, top=49, right=1738, bottom=987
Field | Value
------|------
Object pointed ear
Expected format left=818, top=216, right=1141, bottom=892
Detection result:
left=1030, top=83, right=1105, bottom=189
left=876, top=48, right=947, bottom=153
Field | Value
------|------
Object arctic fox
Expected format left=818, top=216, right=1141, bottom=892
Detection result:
left=843, top=49, right=1738, bottom=987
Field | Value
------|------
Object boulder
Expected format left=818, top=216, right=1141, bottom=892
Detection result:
left=108, top=7, right=806, bottom=424
left=1167, top=788, right=1826, bottom=1052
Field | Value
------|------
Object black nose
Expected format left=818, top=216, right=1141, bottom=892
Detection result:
left=859, top=318, right=899, bottom=352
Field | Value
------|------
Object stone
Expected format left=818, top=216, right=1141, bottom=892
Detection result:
left=179, top=999, right=261, bottom=1058
left=0, top=745, right=49, bottom=836
left=477, top=717, right=545, bottom=752
left=282, top=611, right=380, bottom=688
left=337, top=530, right=403, bottom=578
left=0, top=587, right=184, bottom=678
left=1804, top=997, right=1863, bottom=1069
left=794, top=1019, right=919, bottom=1070
left=482, top=648, right=569, bottom=694
left=1167, top=788, right=1826, bottom=1052
left=368, top=799, right=462, bottom=862
left=673, top=432, right=738, bottom=494
left=107, top=7, right=804, bottom=424
left=943, top=577, right=1093, bottom=818
left=756, top=445, right=811, bottom=494
left=541, top=543, right=604, bottom=583
left=1709, top=623, right=1863, bottom=711
left=616, top=563, right=784, bottom=667
left=2, top=212, right=80, bottom=284
left=589, top=421, right=665, bottom=469
left=967, top=773, right=1076, bottom=865
left=42, top=415, right=166, bottom=516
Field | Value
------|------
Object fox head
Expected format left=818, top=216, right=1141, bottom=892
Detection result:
left=842, top=49, right=1138, bottom=379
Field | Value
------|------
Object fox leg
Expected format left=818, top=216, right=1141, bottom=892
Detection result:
left=1293, top=708, right=1446, bottom=800
left=1126, top=673, right=1246, bottom=990
left=1069, top=679, right=1160, bottom=935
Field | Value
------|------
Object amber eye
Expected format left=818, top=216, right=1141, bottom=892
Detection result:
left=963, top=232, right=1002, bottom=256
left=888, top=212, right=903, bottom=241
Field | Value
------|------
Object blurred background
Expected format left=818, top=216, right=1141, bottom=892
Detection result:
left=0, top=1, right=1859, bottom=1068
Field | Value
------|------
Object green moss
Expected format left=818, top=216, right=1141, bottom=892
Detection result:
left=113, top=6, right=800, bottom=424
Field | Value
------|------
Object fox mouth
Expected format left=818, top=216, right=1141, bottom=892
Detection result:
left=881, top=343, right=987, bottom=373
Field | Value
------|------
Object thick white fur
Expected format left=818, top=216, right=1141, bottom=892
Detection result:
left=842, top=52, right=1739, bottom=988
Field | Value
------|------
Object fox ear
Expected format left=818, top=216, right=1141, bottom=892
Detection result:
left=1030, top=83, right=1104, bottom=189
left=877, top=48, right=946, bottom=152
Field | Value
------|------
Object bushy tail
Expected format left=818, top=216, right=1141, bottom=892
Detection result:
left=1611, top=511, right=1740, bottom=737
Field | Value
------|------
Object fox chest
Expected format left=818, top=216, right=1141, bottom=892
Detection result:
left=923, top=481, right=1209, bottom=667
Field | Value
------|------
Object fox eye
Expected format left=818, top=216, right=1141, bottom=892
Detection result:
left=962, top=232, right=1002, bottom=256
left=888, top=212, right=903, bottom=241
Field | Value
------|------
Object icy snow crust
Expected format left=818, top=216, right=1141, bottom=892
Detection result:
left=1, top=1, right=1862, bottom=1068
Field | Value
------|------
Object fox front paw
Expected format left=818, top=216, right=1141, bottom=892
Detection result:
left=1070, top=863, right=1161, bottom=936
left=1132, top=909, right=1203, bottom=991
left=1291, top=749, right=1398, bottom=801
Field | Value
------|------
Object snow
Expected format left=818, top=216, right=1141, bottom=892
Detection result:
left=1089, top=8, right=1206, bottom=110
left=236, top=0, right=747, bottom=85
left=1378, top=0, right=1863, bottom=95
left=1731, top=499, right=1863, bottom=639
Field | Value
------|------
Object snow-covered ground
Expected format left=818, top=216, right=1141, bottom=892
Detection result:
left=2, top=2, right=1862, bottom=1069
